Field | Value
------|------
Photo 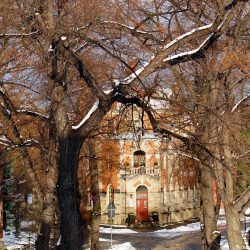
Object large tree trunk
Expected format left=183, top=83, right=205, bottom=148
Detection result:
left=200, top=167, right=217, bottom=249
left=225, top=206, right=245, bottom=250
left=197, top=80, right=218, bottom=249
left=57, top=134, right=84, bottom=250
left=214, top=159, right=246, bottom=250
left=36, top=144, right=58, bottom=250
left=88, top=140, right=101, bottom=250
left=220, top=125, right=245, bottom=249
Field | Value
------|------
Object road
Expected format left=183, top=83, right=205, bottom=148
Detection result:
left=99, top=223, right=231, bottom=250
left=99, top=219, right=250, bottom=250
left=100, top=230, right=202, bottom=249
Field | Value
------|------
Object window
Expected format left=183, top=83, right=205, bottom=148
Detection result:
left=133, top=150, right=146, bottom=168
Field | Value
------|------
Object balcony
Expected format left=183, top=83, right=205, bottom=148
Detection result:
left=125, top=166, right=160, bottom=179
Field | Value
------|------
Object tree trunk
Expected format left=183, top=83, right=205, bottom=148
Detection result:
left=221, top=126, right=245, bottom=249
left=225, top=206, right=245, bottom=250
left=57, top=134, right=84, bottom=250
left=88, top=140, right=101, bottom=250
left=200, top=167, right=217, bottom=249
left=36, top=143, right=58, bottom=250
left=36, top=222, right=51, bottom=250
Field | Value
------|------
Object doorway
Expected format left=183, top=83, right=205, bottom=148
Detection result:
left=136, top=185, right=148, bottom=221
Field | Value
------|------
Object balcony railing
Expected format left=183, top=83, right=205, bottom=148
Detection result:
left=125, top=167, right=160, bottom=179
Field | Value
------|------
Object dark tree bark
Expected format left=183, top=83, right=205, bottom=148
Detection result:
left=36, top=223, right=51, bottom=250
left=57, top=134, right=84, bottom=250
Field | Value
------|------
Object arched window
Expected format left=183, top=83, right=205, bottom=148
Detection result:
left=133, top=150, right=146, bottom=168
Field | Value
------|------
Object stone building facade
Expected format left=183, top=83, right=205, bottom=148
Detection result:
left=97, top=107, right=201, bottom=225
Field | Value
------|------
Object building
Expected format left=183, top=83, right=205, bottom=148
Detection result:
left=96, top=105, right=201, bottom=225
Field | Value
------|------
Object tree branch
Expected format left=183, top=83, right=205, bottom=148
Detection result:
left=0, top=31, right=38, bottom=39
left=233, top=186, right=250, bottom=214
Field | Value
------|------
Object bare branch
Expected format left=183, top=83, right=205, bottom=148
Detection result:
left=16, top=109, right=49, bottom=121
left=231, top=93, right=250, bottom=113
left=0, top=31, right=38, bottom=39
left=58, top=42, right=108, bottom=103
left=233, top=150, right=250, bottom=159
left=233, top=186, right=250, bottom=213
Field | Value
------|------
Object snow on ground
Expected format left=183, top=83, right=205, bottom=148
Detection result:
left=220, top=236, right=229, bottom=250
left=101, top=218, right=250, bottom=250
left=109, top=242, right=136, bottom=250
left=151, top=222, right=201, bottom=238
left=100, top=227, right=138, bottom=234
left=101, top=238, right=136, bottom=250
left=3, top=217, right=250, bottom=249
left=3, top=231, right=36, bottom=249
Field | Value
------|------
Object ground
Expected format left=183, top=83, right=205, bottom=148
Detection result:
left=3, top=216, right=250, bottom=249
left=99, top=217, right=250, bottom=250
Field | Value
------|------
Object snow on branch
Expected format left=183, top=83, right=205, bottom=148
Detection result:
left=113, top=22, right=215, bottom=88
left=100, top=21, right=164, bottom=44
left=233, top=150, right=250, bottom=159
left=163, top=23, right=213, bottom=50
left=72, top=99, right=99, bottom=130
left=0, top=88, right=49, bottom=121
left=0, top=137, right=45, bottom=151
left=231, top=93, right=250, bottom=113
left=16, top=109, right=49, bottom=121
left=163, top=13, right=230, bottom=66
left=0, top=135, right=12, bottom=147
left=114, top=10, right=234, bottom=89
left=163, top=33, right=218, bottom=65
left=0, top=31, right=38, bottom=39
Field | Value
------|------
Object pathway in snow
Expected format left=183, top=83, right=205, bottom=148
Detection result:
left=100, top=217, right=250, bottom=250
left=3, top=217, right=250, bottom=249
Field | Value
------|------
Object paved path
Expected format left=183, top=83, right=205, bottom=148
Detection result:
left=100, top=228, right=203, bottom=250
left=100, top=231, right=202, bottom=249
left=99, top=222, right=232, bottom=250
left=99, top=220, right=249, bottom=250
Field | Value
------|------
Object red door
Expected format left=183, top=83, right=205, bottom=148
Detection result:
left=136, top=186, right=148, bottom=221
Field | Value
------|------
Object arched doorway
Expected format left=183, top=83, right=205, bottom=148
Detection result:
left=136, top=185, right=148, bottom=221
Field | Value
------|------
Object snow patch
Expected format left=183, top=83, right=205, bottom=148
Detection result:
left=4, top=231, right=36, bottom=249
left=221, top=236, right=229, bottom=250
left=245, top=207, right=250, bottom=215
left=154, top=222, right=201, bottom=235
left=108, top=242, right=136, bottom=250
left=100, top=238, right=111, bottom=242
left=48, top=44, right=54, bottom=52
left=99, top=227, right=137, bottom=234
left=104, top=89, right=113, bottom=94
